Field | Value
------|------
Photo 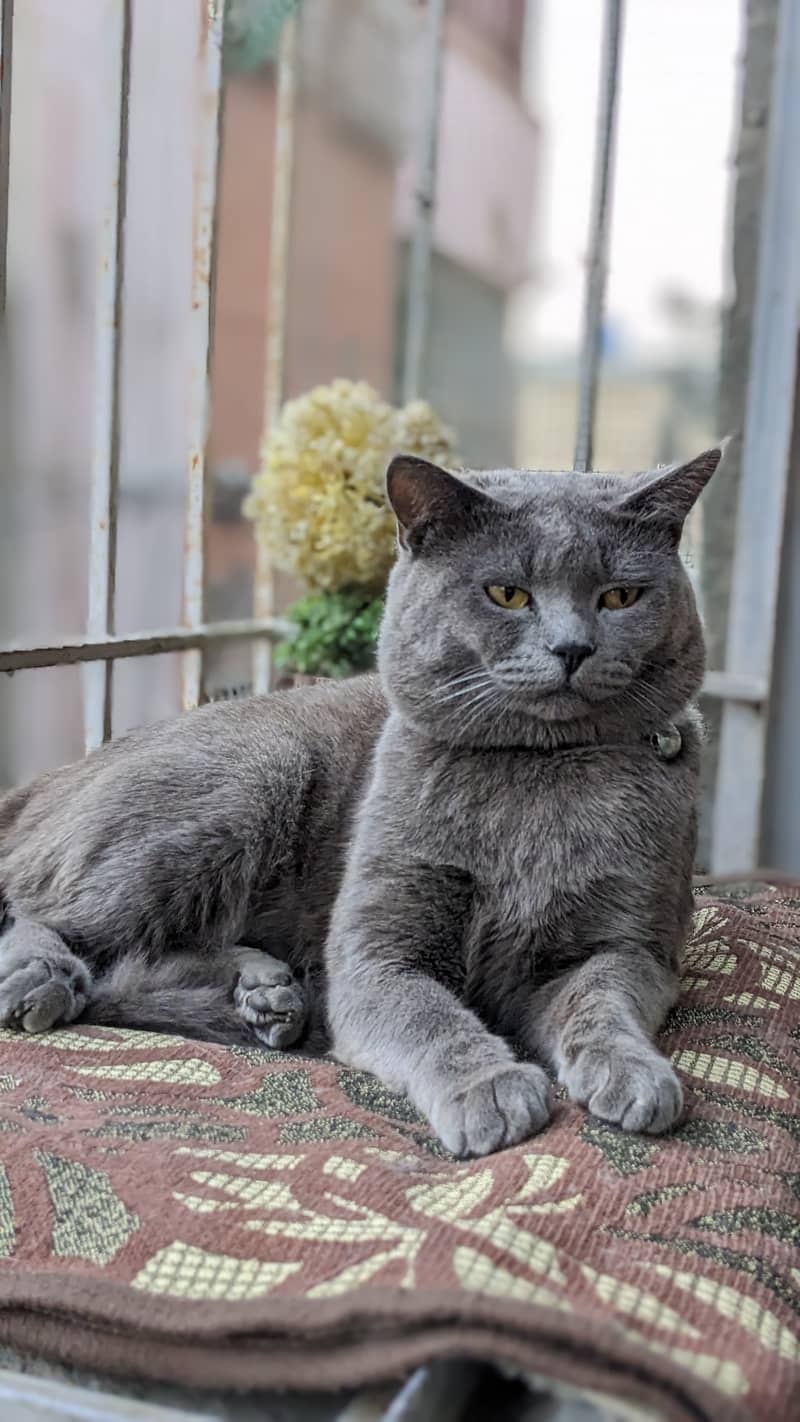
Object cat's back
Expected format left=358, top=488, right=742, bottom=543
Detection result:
left=182, top=674, right=386, bottom=774
left=0, top=675, right=387, bottom=885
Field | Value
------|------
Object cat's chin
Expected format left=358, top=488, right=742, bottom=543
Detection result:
left=523, top=691, right=598, bottom=724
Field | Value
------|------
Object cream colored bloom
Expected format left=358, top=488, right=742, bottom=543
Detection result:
left=243, top=379, right=457, bottom=591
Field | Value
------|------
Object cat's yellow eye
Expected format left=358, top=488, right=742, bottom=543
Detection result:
left=486, top=584, right=531, bottom=611
left=600, top=586, right=641, bottom=611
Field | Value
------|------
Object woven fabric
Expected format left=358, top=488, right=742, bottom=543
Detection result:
left=0, top=890, right=797, bottom=1422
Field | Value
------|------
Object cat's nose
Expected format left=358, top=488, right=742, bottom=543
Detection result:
left=549, top=640, right=596, bottom=678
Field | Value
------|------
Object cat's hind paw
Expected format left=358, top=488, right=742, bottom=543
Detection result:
left=234, top=957, right=307, bottom=1049
left=562, top=1042, right=683, bottom=1135
left=0, top=952, right=91, bottom=1033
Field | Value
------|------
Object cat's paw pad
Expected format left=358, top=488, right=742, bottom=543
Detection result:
left=431, top=1062, right=551, bottom=1158
left=0, top=955, right=90, bottom=1034
left=563, top=1043, right=683, bottom=1134
left=234, top=963, right=307, bottom=1049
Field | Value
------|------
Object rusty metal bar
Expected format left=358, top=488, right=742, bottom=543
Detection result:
left=252, top=11, right=299, bottom=697
left=573, top=0, right=624, bottom=473
left=83, top=0, right=131, bottom=752
left=401, top=0, right=447, bottom=404
left=2, top=638, right=746, bottom=703
left=0, top=0, right=14, bottom=314
left=182, top=0, right=225, bottom=711
left=0, top=618, right=291, bottom=675
left=1, top=630, right=741, bottom=704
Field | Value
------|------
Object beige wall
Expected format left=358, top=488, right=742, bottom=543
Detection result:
left=211, top=78, right=397, bottom=475
left=204, top=74, right=400, bottom=698
left=515, top=375, right=690, bottom=473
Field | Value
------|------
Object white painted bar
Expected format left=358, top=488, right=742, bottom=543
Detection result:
left=0, top=618, right=290, bottom=675
left=0, top=0, right=14, bottom=312
left=401, top=0, right=447, bottom=405
left=701, top=671, right=767, bottom=705
left=252, top=12, right=299, bottom=696
left=573, top=0, right=624, bottom=473
left=711, top=0, right=800, bottom=872
left=182, top=0, right=225, bottom=710
left=83, top=0, right=130, bottom=752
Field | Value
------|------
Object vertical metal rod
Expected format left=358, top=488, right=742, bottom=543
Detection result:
left=572, top=0, right=624, bottom=473
left=0, top=0, right=14, bottom=315
left=401, top=0, right=447, bottom=405
left=83, top=0, right=131, bottom=752
left=252, top=12, right=298, bottom=697
left=711, top=0, right=800, bottom=874
left=380, top=1362, right=485, bottom=1422
left=182, top=0, right=225, bottom=711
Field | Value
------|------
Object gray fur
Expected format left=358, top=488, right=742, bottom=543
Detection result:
left=0, top=447, right=723, bottom=1157
left=325, top=448, right=723, bottom=1154
left=0, top=680, right=385, bottom=1048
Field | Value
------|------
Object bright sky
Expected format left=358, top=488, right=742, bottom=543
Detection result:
left=511, top=0, right=743, bottom=364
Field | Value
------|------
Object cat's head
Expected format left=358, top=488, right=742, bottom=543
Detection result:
left=378, top=446, right=726, bottom=748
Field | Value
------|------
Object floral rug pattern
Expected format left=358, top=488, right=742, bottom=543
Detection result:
left=0, top=892, right=797, bottom=1422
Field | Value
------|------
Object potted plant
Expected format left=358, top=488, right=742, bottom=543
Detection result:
left=244, top=379, right=457, bottom=682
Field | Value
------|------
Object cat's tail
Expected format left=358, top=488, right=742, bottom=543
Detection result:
left=83, top=951, right=254, bottom=1045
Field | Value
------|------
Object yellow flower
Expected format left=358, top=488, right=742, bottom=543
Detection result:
left=243, top=379, right=457, bottom=591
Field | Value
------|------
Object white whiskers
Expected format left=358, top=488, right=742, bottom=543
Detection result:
left=433, top=667, right=493, bottom=704
left=458, top=684, right=503, bottom=739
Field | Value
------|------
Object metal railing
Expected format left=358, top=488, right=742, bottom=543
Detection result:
left=252, top=9, right=298, bottom=696
left=0, top=0, right=795, bottom=872
left=83, top=0, right=131, bottom=752
left=0, top=0, right=297, bottom=720
left=711, top=0, right=800, bottom=872
left=0, top=0, right=13, bottom=317
left=401, top=0, right=446, bottom=404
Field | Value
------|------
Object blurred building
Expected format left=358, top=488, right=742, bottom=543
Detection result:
left=0, top=0, right=537, bottom=784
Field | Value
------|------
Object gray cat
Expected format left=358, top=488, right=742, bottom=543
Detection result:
left=0, top=446, right=723, bottom=1157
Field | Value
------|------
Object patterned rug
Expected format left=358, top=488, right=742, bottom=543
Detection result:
left=0, top=888, right=797, bottom=1422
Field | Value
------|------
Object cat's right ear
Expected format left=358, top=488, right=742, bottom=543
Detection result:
left=386, top=455, right=492, bottom=553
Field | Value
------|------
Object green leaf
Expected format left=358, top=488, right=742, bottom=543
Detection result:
left=276, top=587, right=384, bottom=679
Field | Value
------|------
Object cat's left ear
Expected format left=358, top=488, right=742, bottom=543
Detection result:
left=618, top=439, right=730, bottom=536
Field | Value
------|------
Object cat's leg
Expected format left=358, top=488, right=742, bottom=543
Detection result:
left=327, top=863, right=551, bottom=1158
left=0, top=918, right=92, bottom=1033
left=332, top=970, right=551, bottom=1156
left=231, top=947, right=308, bottom=1049
left=525, top=951, right=682, bottom=1135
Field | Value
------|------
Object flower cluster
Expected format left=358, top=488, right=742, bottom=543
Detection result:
left=243, top=379, right=457, bottom=591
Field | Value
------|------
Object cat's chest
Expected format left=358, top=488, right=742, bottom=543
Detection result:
left=413, top=743, right=679, bottom=904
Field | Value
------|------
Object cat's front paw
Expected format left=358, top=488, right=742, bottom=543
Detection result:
left=431, top=1062, right=551, bottom=1158
left=562, top=1042, right=682, bottom=1134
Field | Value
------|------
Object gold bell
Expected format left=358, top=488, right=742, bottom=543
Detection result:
left=652, top=724, right=683, bottom=761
